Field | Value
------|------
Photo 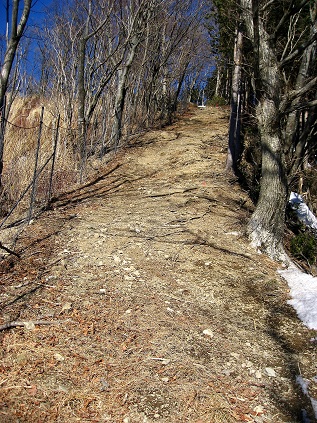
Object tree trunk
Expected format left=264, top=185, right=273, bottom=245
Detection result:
left=215, top=65, right=222, bottom=97
left=0, top=0, right=32, bottom=188
left=77, top=37, right=87, bottom=182
left=227, top=20, right=243, bottom=173
left=286, top=11, right=317, bottom=176
left=172, top=62, right=189, bottom=113
left=248, top=97, right=288, bottom=261
left=111, top=36, right=139, bottom=150
left=242, top=0, right=288, bottom=261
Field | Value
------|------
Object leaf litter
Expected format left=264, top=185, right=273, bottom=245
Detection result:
left=0, top=106, right=317, bottom=422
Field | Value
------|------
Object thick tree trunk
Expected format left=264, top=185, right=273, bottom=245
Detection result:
left=242, top=0, right=288, bottom=261
left=248, top=98, right=288, bottom=261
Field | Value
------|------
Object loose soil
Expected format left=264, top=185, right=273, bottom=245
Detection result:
left=1, top=106, right=317, bottom=423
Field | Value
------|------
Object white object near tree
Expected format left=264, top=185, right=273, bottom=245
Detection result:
left=289, top=192, right=317, bottom=231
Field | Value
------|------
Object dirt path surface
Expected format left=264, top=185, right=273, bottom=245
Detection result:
left=1, top=107, right=316, bottom=422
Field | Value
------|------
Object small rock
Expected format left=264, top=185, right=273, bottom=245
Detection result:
left=161, top=377, right=169, bottom=383
left=255, top=370, right=262, bottom=379
left=61, top=302, right=72, bottom=313
left=54, top=353, right=65, bottom=362
left=100, top=378, right=110, bottom=391
left=124, top=275, right=135, bottom=281
left=202, top=329, right=214, bottom=338
left=265, top=367, right=277, bottom=377
left=253, top=405, right=264, bottom=415
left=230, top=352, right=240, bottom=359
left=57, top=385, right=68, bottom=393
left=23, top=321, right=35, bottom=331
left=113, top=255, right=121, bottom=264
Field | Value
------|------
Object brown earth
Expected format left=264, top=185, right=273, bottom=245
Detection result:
left=0, top=106, right=317, bottom=422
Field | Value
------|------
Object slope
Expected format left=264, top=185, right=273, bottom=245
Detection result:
left=0, top=106, right=316, bottom=422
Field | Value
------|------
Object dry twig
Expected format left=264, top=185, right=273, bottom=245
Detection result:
left=0, top=320, right=60, bottom=331
left=0, top=241, right=20, bottom=257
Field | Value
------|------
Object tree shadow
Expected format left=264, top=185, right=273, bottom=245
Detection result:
left=244, top=276, right=316, bottom=421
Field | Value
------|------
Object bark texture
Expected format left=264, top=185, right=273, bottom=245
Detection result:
left=227, top=20, right=243, bottom=173
left=242, top=0, right=288, bottom=261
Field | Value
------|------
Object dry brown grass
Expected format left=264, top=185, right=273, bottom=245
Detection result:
left=1, top=97, right=79, bottom=222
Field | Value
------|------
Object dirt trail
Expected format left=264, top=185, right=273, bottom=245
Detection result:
left=0, top=107, right=316, bottom=422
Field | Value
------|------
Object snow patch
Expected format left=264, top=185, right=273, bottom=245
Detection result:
left=278, top=192, right=317, bottom=330
left=278, top=264, right=317, bottom=330
left=296, top=375, right=317, bottom=420
left=289, top=192, right=317, bottom=231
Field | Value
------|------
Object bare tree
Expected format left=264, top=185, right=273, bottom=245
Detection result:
left=110, top=0, right=157, bottom=150
left=240, top=0, right=317, bottom=261
left=0, top=0, right=32, bottom=188
left=226, top=17, right=243, bottom=173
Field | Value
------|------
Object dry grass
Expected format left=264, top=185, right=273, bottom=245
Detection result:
left=0, top=106, right=317, bottom=422
left=1, top=97, right=79, bottom=222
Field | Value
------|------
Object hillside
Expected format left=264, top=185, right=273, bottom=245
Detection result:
left=0, top=106, right=316, bottom=422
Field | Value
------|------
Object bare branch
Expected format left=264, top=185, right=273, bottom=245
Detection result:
left=271, top=0, right=311, bottom=41
left=280, top=76, right=317, bottom=112
left=280, top=32, right=317, bottom=68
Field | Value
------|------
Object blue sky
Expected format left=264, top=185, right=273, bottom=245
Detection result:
left=0, top=0, right=53, bottom=82
left=0, top=0, right=52, bottom=37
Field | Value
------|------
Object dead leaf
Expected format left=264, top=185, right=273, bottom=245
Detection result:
left=27, top=384, right=37, bottom=396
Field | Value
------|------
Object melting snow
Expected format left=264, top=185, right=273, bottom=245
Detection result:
left=278, top=193, right=317, bottom=330
left=278, top=264, right=317, bottom=330
left=296, top=376, right=317, bottom=420
left=277, top=192, right=317, bottom=421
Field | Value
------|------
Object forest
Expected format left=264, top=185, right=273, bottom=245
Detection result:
left=0, top=0, right=317, bottom=265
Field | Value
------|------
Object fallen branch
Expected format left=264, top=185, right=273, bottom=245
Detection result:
left=0, top=242, right=20, bottom=258
left=0, top=320, right=60, bottom=331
